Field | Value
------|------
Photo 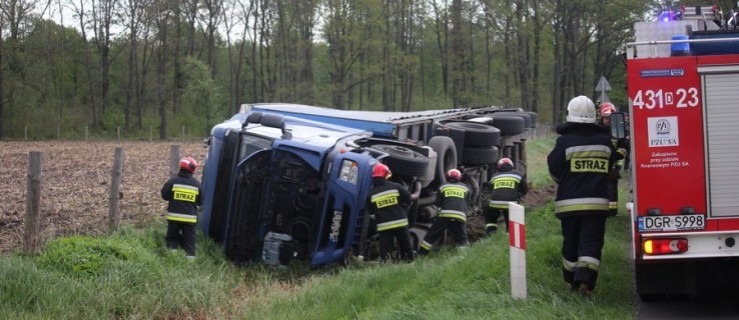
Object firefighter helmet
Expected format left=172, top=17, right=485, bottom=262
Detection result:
left=179, top=156, right=199, bottom=173
left=446, top=169, right=462, bottom=181
left=497, top=158, right=514, bottom=171
left=599, top=102, right=617, bottom=117
left=566, top=95, right=596, bottom=124
left=372, top=163, right=392, bottom=179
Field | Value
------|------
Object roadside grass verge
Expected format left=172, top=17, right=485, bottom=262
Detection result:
left=0, top=137, right=636, bottom=319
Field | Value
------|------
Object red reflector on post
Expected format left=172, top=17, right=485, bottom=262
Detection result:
left=643, top=238, right=688, bottom=255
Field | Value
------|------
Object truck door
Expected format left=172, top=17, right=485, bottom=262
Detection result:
left=311, top=152, right=374, bottom=266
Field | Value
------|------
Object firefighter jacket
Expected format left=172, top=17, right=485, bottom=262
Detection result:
left=437, top=180, right=470, bottom=221
left=367, top=177, right=412, bottom=231
left=161, top=169, right=203, bottom=224
left=488, top=169, right=528, bottom=209
left=547, top=122, right=617, bottom=218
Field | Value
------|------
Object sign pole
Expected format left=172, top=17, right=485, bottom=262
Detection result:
left=509, top=202, right=527, bottom=299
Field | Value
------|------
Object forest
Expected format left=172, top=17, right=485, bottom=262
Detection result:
left=0, top=0, right=731, bottom=140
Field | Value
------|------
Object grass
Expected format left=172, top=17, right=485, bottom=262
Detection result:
left=0, top=137, right=637, bottom=319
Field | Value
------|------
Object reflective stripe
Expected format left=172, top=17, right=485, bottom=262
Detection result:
left=565, top=145, right=611, bottom=160
left=440, top=185, right=468, bottom=198
left=608, top=202, right=618, bottom=209
left=489, top=200, right=513, bottom=209
left=555, top=198, right=609, bottom=213
left=421, top=240, right=432, bottom=250
left=562, top=258, right=577, bottom=272
left=167, top=212, right=197, bottom=223
left=439, top=210, right=466, bottom=221
left=376, top=218, right=409, bottom=231
left=577, top=256, right=601, bottom=272
left=172, top=184, right=199, bottom=203
left=485, top=223, right=497, bottom=228
left=371, top=189, right=400, bottom=209
left=492, top=173, right=523, bottom=180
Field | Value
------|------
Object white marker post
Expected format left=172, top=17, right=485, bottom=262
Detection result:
left=509, top=202, right=527, bottom=299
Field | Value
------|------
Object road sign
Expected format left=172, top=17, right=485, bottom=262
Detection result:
left=595, top=76, right=612, bottom=103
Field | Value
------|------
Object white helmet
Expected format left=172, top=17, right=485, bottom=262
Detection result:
left=566, top=95, right=596, bottom=124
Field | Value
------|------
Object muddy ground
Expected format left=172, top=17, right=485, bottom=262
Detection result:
left=0, top=141, right=555, bottom=254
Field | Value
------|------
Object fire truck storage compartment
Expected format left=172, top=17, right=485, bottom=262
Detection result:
left=701, top=67, right=739, bottom=217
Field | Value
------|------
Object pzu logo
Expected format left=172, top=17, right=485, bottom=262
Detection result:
left=656, top=119, right=670, bottom=135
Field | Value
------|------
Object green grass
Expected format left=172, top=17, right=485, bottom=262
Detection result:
left=0, top=137, right=637, bottom=319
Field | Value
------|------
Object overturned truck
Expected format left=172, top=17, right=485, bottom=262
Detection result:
left=198, top=104, right=536, bottom=267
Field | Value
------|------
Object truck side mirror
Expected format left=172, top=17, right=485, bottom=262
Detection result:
left=610, top=112, right=626, bottom=139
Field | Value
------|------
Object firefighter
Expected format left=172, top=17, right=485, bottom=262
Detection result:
left=367, top=163, right=415, bottom=262
left=547, top=95, right=617, bottom=297
left=418, top=169, right=470, bottom=255
left=598, top=102, right=629, bottom=216
left=161, top=156, right=204, bottom=259
left=484, top=158, right=529, bottom=234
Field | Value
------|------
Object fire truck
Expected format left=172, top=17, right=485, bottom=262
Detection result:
left=625, top=5, right=739, bottom=299
left=198, top=103, right=535, bottom=267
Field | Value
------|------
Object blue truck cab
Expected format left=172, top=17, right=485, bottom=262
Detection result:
left=200, top=103, right=536, bottom=267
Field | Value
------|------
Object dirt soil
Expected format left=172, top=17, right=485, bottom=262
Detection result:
left=1, top=140, right=205, bottom=255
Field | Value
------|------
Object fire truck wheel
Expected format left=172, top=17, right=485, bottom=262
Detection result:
left=428, top=136, right=458, bottom=186
left=491, top=115, right=525, bottom=135
left=443, top=121, right=501, bottom=147
left=373, top=144, right=430, bottom=177
left=460, top=145, right=499, bottom=166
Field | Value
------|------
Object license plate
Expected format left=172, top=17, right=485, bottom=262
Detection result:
left=637, top=214, right=705, bottom=232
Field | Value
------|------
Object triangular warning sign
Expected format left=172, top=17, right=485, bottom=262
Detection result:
left=595, top=76, right=611, bottom=91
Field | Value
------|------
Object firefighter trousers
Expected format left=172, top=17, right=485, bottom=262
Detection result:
left=420, top=217, right=468, bottom=254
left=166, top=221, right=196, bottom=256
left=483, top=207, right=510, bottom=233
left=560, top=214, right=607, bottom=290
left=378, top=226, right=415, bottom=262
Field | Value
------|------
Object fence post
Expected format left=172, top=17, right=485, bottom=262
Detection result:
left=108, top=147, right=124, bottom=233
left=509, top=202, right=527, bottom=299
left=170, top=145, right=180, bottom=178
left=24, top=152, right=43, bottom=255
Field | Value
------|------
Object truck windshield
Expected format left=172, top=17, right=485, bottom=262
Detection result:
left=238, top=134, right=273, bottom=162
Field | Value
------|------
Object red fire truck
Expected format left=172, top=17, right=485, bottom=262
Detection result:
left=625, top=5, right=739, bottom=300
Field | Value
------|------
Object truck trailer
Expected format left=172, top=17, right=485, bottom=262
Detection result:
left=626, top=5, right=739, bottom=299
left=197, top=103, right=536, bottom=267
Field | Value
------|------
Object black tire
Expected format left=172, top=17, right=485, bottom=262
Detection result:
left=460, top=145, right=498, bottom=166
left=491, top=115, right=525, bottom=135
left=373, top=144, right=430, bottom=177
left=427, top=136, right=458, bottom=186
left=444, top=121, right=501, bottom=146
left=524, top=111, right=538, bottom=127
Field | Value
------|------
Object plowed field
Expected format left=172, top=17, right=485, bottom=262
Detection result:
left=0, top=140, right=205, bottom=254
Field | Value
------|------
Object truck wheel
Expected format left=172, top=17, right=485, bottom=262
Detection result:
left=444, top=121, right=501, bottom=147
left=491, top=115, right=525, bottom=135
left=428, top=136, right=458, bottom=186
left=524, top=111, right=538, bottom=128
left=373, top=144, right=430, bottom=177
left=461, top=145, right=498, bottom=166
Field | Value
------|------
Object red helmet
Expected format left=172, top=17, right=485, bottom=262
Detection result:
left=446, top=169, right=462, bottom=181
left=179, top=156, right=199, bottom=173
left=372, top=163, right=392, bottom=179
left=497, top=158, right=514, bottom=171
left=599, top=102, right=617, bottom=118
